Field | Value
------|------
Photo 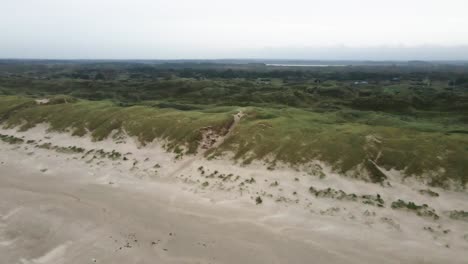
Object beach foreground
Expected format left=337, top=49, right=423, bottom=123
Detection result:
left=0, top=126, right=467, bottom=264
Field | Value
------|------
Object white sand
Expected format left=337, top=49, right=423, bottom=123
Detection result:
left=0, top=125, right=467, bottom=263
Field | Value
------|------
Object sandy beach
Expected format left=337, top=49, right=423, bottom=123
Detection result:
left=1, top=126, right=467, bottom=264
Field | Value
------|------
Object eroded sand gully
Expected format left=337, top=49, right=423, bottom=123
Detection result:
left=0, top=123, right=468, bottom=264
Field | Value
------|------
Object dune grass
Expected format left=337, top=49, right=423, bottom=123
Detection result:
left=212, top=107, right=468, bottom=187
left=0, top=96, right=234, bottom=154
left=0, top=95, right=467, bottom=188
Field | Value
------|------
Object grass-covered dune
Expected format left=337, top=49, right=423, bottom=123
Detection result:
left=214, top=107, right=468, bottom=188
left=0, top=96, right=235, bottom=154
left=1, top=95, right=467, bottom=189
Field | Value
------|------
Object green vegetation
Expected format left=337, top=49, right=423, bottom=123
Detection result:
left=448, top=210, right=468, bottom=221
left=309, top=186, right=385, bottom=207
left=0, top=96, right=234, bottom=154
left=391, top=199, right=439, bottom=220
left=0, top=133, right=24, bottom=144
left=255, top=196, right=263, bottom=205
left=210, top=107, right=467, bottom=187
left=34, top=141, right=86, bottom=154
left=94, top=149, right=122, bottom=160
left=419, top=189, right=440, bottom=197
left=0, top=60, right=467, bottom=188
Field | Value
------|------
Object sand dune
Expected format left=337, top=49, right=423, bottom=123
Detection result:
left=0, top=126, right=467, bottom=264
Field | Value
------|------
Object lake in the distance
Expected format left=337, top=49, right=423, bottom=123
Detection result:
left=266, top=64, right=346, bottom=67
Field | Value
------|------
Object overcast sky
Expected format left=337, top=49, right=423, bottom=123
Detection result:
left=1, top=0, right=468, bottom=60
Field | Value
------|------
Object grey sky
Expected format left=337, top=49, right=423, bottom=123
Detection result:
left=1, top=0, right=468, bottom=60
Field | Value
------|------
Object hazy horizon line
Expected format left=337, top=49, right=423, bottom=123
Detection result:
left=2, top=58, right=468, bottom=62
